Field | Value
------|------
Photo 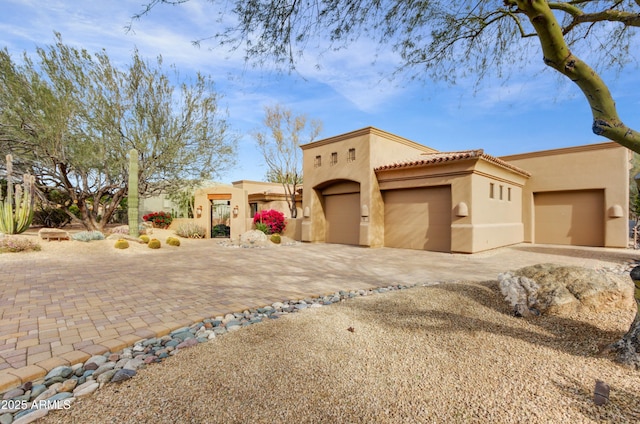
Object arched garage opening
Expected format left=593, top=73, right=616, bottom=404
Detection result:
left=318, top=180, right=361, bottom=245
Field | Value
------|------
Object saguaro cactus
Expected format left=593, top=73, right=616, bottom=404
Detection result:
left=128, top=149, right=139, bottom=237
left=0, top=154, right=35, bottom=234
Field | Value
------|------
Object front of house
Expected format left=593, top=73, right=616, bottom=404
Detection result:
left=299, top=127, right=629, bottom=253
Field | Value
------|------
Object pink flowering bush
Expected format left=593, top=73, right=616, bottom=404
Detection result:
left=253, top=209, right=286, bottom=235
left=142, top=211, right=173, bottom=229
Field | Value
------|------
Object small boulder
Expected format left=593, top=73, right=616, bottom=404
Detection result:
left=240, top=230, right=268, bottom=244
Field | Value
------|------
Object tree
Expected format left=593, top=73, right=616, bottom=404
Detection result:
left=629, top=154, right=640, bottom=220
left=136, top=0, right=640, bottom=153
left=166, top=182, right=199, bottom=218
left=136, top=0, right=640, bottom=367
left=253, top=104, right=322, bottom=218
left=0, top=33, right=236, bottom=231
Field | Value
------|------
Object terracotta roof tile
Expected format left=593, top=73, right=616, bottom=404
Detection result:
left=374, top=149, right=531, bottom=177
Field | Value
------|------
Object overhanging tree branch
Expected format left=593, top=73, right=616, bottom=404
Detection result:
left=516, top=0, right=640, bottom=151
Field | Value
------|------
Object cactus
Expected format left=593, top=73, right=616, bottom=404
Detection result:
left=128, top=149, right=139, bottom=238
left=139, top=235, right=150, bottom=244
left=148, top=238, right=161, bottom=249
left=0, top=154, right=35, bottom=234
left=114, top=239, right=130, bottom=249
left=166, top=236, right=180, bottom=246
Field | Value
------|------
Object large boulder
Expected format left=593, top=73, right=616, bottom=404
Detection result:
left=498, top=263, right=634, bottom=316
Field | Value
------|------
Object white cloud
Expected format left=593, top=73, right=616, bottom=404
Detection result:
left=291, top=38, right=406, bottom=113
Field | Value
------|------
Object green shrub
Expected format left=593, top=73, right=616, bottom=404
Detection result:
left=148, top=238, right=161, bottom=249
left=166, top=236, right=180, bottom=246
left=139, top=235, right=150, bottom=244
left=212, top=224, right=230, bottom=238
left=69, top=204, right=81, bottom=218
left=114, top=239, right=129, bottom=249
left=72, top=231, right=105, bottom=242
left=254, top=222, right=269, bottom=235
left=32, top=207, right=71, bottom=228
left=174, top=222, right=206, bottom=238
left=0, top=236, right=41, bottom=253
left=270, top=234, right=281, bottom=244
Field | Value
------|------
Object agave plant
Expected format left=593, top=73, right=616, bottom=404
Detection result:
left=0, top=154, right=35, bottom=234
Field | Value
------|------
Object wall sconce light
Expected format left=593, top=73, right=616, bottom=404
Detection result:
left=608, top=204, right=624, bottom=218
left=303, top=206, right=310, bottom=218
left=196, top=205, right=203, bottom=218
left=361, top=205, right=369, bottom=217
left=233, top=205, right=239, bottom=218
left=455, top=202, right=469, bottom=217
left=360, top=205, right=369, bottom=222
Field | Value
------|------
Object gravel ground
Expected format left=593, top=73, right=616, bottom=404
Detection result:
left=40, top=280, right=640, bottom=423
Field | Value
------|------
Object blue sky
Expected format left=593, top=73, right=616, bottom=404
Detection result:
left=2, top=0, right=639, bottom=183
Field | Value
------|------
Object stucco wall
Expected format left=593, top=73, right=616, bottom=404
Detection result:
left=377, top=157, right=528, bottom=253
left=501, top=142, right=629, bottom=248
left=454, top=172, right=526, bottom=253
left=193, top=185, right=248, bottom=239
left=234, top=180, right=301, bottom=219
left=140, top=193, right=179, bottom=216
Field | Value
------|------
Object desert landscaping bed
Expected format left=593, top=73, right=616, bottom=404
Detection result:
left=37, top=280, right=640, bottom=423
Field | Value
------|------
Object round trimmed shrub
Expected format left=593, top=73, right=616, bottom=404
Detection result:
left=148, top=238, right=161, bottom=249
left=270, top=234, right=281, bottom=244
left=139, top=235, right=150, bottom=244
left=114, top=239, right=129, bottom=249
left=166, top=237, right=180, bottom=246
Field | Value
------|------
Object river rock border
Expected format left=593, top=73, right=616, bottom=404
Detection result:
left=0, top=283, right=422, bottom=424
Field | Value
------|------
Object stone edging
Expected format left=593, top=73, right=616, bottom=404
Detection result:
left=0, top=283, right=424, bottom=423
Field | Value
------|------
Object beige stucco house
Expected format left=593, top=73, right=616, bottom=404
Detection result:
left=298, top=127, right=629, bottom=253
left=191, top=180, right=301, bottom=240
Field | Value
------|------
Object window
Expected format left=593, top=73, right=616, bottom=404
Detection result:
left=489, top=183, right=495, bottom=199
left=508, top=187, right=512, bottom=202
left=347, top=148, right=356, bottom=162
left=314, top=155, right=322, bottom=168
left=249, top=202, right=258, bottom=218
left=499, top=185, right=503, bottom=200
left=330, top=152, right=338, bottom=166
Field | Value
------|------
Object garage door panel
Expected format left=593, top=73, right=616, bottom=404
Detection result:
left=325, top=192, right=360, bottom=245
left=534, top=190, right=604, bottom=246
left=384, top=186, right=451, bottom=252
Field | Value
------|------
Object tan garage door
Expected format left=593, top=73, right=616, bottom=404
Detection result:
left=325, top=192, right=360, bottom=245
left=383, top=186, right=452, bottom=252
left=534, top=189, right=604, bottom=246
